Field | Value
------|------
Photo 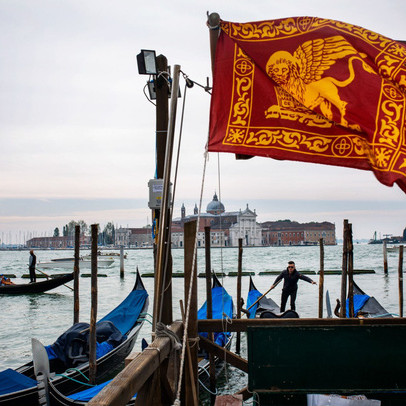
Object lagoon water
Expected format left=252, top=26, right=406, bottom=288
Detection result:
left=0, top=244, right=403, bottom=401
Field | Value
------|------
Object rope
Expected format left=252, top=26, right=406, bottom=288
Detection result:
left=173, top=146, right=209, bottom=406
left=155, top=321, right=182, bottom=350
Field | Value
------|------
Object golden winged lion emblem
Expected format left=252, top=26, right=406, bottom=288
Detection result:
left=265, top=35, right=376, bottom=129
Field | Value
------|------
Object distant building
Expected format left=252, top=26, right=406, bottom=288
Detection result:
left=171, top=193, right=262, bottom=248
left=115, top=227, right=153, bottom=248
left=261, top=220, right=336, bottom=246
left=26, top=235, right=90, bottom=249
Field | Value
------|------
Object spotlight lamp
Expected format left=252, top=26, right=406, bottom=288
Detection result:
left=137, top=49, right=158, bottom=75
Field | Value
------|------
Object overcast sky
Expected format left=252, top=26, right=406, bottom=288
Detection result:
left=1, top=0, right=405, bottom=243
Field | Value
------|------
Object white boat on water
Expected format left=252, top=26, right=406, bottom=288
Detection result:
left=37, top=257, right=115, bottom=269
left=386, top=245, right=402, bottom=253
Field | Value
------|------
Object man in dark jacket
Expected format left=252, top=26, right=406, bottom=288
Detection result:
left=271, top=261, right=316, bottom=312
left=29, top=250, right=37, bottom=283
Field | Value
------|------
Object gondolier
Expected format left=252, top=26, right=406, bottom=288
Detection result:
left=270, top=261, right=316, bottom=312
left=29, top=250, right=37, bottom=283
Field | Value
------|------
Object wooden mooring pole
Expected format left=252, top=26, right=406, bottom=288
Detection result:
left=339, top=220, right=348, bottom=318
left=236, top=238, right=243, bottom=351
left=399, top=245, right=404, bottom=317
left=120, top=245, right=124, bottom=278
left=348, top=223, right=354, bottom=318
left=204, top=226, right=216, bottom=405
left=89, top=224, right=98, bottom=385
left=383, top=240, right=388, bottom=275
left=184, top=220, right=198, bottom=405
left=74, top=225, right=80, bottom=324
left=318, top=238, right=324, bottom=318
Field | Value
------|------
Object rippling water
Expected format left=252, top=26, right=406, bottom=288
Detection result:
left=0, top=244, right=403, bottom=401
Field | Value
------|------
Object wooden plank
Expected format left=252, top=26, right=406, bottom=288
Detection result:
left=88, top=321, right=183, bottom=406
left=198, top=317, right=406, bottom=333
left=199, top=336, right=248, bottom=373
left=214, top=394, right=243, bottom=405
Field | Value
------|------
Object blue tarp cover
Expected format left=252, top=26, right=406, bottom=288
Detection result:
left=346, top=294, right=370, bottom=317
left=247, top=289, right=262, bottom=319
left=0, top=368, right=36, bottom=395
left=197, top=286, right=233, bottom=347
left=67, top=379, right=137, bottom=402
left=99, top=289, right=148, bottom=335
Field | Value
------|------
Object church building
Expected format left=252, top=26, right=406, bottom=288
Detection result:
left=171, top=192, right=262, bottom=248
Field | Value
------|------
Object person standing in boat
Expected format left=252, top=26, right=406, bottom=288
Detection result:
left=270, top=261, right=316, bottom=312
left=28, top=249, right=37, bottom=283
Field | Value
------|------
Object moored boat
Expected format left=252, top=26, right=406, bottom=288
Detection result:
left=0, top=273, right=73, bottom=295
left=197, top=273, right=234, bottom=379
left=346, top=281, right=393, bottom=318
left=0, top=270, right=148, bottom=405
left=246, top=276, right=299, bottom=318
left=37, top=257, right=114, bottom=270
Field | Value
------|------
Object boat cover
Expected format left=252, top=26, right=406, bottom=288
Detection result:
left=0, top=368, right=36, bottom=395
left=346, top=294, right=370, bottom=317
left=197, top=285, right=233, bottom=347
left=99, top=288, right=149, bottom=335
left=66, top=378, right=137, bottom=401
left=247, top=288, right=262, bottom=319
left=45, top=287, right=148, bottom=368
left=67, top=379, right=112, bottom=401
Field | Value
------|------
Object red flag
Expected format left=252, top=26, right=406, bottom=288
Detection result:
left=208, top=17, right=406, bottom=193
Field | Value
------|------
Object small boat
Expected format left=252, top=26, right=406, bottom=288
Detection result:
left=37, top=257, right=114, bottom=270
left=0, top=270, right=149, bottom=405
left=386, top=245, right=401, bottom=253
left=246, top=276, right=299, bottom=318
left=345, top=281, right=393, bottom=318
left=0, top=273, right=73, bottom=295
left=197, top=274, right=234, bottom=378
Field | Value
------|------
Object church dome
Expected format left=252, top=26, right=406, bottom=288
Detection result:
left=206, top=192, right=225, bottom=214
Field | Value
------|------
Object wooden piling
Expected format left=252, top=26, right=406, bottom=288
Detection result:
left=340, top=220, right=348, bottom=318
left=399, top=245, right=404, bottom=317
left=204, top=226, right=216, bottom=405
left=236, top=238, right=243, bottom=351
left=348, top=224, right=354, bottom=318
left=184, top=220, right=198, bottom=405
left=383, top=240, right=388, bottom=275
left=89, top=224, right=98, bottom=385
left=74, top=225, right=80, bottom=324
left=318, top=238, right=324, bottom=318
left=120, top=245, right=124, bottom=278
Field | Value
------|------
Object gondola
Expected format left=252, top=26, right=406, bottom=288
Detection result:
left=0, top=273, right=74, bottom=295
left=345, top=281, right=393, bottom=318
left=0, top=270, right=149, bottom=405
left=246, top=276, right=299, bottom=318
left=197, top=273, right=234, bottom=379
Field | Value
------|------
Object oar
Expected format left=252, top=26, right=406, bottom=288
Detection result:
left=36, top=268, right=74, bottom=291
left=245, top=279, right=282, bottom=312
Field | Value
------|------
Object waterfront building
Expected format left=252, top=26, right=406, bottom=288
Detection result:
left=26, top=235, right=90, bottom=249
left=171, top=193, right=262, bottom=248
left=115, top=227, right=153, bottom=248
left=261, top=220, right=336, bottom=246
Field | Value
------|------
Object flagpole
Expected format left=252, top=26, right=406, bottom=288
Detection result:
left=207, top=12, right=220, bottom=74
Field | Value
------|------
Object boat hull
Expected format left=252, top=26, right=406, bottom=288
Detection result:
left=0, top=273, right=73, bottom=295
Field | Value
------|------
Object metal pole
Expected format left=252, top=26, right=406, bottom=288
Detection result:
left=153, top=64, right=181, bottom=331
